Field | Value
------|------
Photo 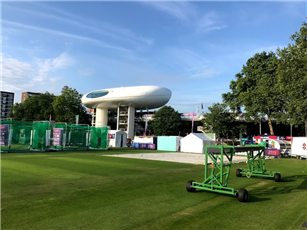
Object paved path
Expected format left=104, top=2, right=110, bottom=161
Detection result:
left=105, top=152, right=248, bottom=165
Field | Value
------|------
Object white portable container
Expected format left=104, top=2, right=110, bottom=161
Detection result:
left=291, top=137, right=307, bottom=158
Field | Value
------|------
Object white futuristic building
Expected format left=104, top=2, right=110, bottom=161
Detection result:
left=82, top=86, right=172, bottom=138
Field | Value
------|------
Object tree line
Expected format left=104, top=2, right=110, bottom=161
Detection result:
left=140, top=21, right=307, bottom=137
left=10, top=86, right=90, bottom=125
left=203, top=20, right=307, bottom=139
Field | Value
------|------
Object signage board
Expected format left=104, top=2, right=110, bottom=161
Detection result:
left=265, top=148, right=280, bottom=157
left=53, top=128, right=63, bottom=146
left=0, top=124, right=9, bottom=146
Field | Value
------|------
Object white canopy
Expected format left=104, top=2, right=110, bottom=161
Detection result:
left=180, top=133, right=215, bottom=153
left=108, top=130, right=127, bottom=147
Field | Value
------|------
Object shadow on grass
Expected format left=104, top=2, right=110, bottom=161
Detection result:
left=248, top=176, right=307, bottom=198
left=297, top=178, right=307, bottom=190
left=191, top=189, right=271, bottom=203
left=239, top=174, right=307, bottom=187
left=240, top=175, right=298, bottom=183
left=190, top=174, right=307, bottom=202
left=247, top=195, right=271, bottom=203
left=277, top=174, right=307, bottom=183
left=280, top=175, right=307, bottom=189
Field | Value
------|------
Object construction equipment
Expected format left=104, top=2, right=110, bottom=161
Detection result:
left=186, top=145, right=248, bottom=202
left=235, top=145, right=281, bottom=182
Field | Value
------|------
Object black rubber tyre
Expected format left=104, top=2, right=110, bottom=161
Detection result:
left=236, top=169, right=242, bottom=177
left=186, top=180, right=196, bottom=192
left=237, top=188, right=248, bottom=202
left=274, top=173, right=281, bottom=182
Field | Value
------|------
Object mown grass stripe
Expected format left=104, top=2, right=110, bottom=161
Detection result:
left=1, top=151, right=306, bottom=230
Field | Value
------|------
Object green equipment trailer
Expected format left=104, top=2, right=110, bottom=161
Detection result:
left=186, top=145, right=248, bottom=202
left=235, top=145, right=281, bottom=182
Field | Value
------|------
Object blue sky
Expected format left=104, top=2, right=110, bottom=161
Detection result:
left=2, top=1, right=306, bottom=114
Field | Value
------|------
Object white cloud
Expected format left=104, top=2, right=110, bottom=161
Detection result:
left=38, top=4, right=153, bottom=45
left=190, top=68, right=222, bottom=79
left=143, top=2, right=226, bottom=33
left=1, top=53, right=74, bottom=103
left=1, top=56, right=34, bottom=91
left=9, top=3, right=154, bottom=48
left=78, top=68, right=95, bottom=77
left=34, top=53, right=74, bottom=83
left=51, top=53, right=73, bottom=69
left=146, top=2, right=196, bottom=22
left=196, top=12, right=227, bottom=33
left=3, top=20, right=131, bottom=52
left=1, top=56, right=36, bottom=103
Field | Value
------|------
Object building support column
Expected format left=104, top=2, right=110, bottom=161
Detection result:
left=95, top=108, right=108, bottom=127
left=127, top=106, right=135, bottom=139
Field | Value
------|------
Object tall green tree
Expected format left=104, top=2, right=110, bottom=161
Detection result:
left=61, top=85, right=69, bottom=94
left=222, top=51, right=284, bottom=135
left=149, top=106, right=182, bottom=136
left=202, top=103, right=245, bottom=143
left=277, top=21, right=307, bottom=126
left=9, top=102, right=25, bottom=120
left=10, top=92, right=55, bottom=121
left=53, top=86, right=90, bottom=124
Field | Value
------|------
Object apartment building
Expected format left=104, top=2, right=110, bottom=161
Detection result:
left=21, top=92, right=41, bottom=103
left=1, top=91, right=14, bottom=119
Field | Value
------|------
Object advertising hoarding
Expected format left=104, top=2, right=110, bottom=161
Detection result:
left=0, top=124, right=9, bottom=146
left=53, top=128, right=63, bottom=146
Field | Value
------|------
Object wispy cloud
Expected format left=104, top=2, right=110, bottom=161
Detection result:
left=1, top=53, right=74, bottom=102
left=16, top=3, right=154, bottom=48
left=159, top=47, right=223, bottom=79
left=146, top=2, right=196, bottom=22
left=190, top=69, right=222, bottom=79
left=78, top=68, right=95, bottom=77
left=34, top=53, right=74, bottom=83
left=1, top=55, right=34, bottom=92
left=196, top=12, right=227, bottom=33
left=3, top=20, right=132, bottom=52
left=143, top=2, right=226, bottom=33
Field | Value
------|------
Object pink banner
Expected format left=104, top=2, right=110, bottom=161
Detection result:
left=265, top=148, right=280, bottom=156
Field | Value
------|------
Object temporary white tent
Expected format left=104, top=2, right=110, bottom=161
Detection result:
left=108, top=130, right=127, bottom=147
left=180, top=133, right=215, bottom=153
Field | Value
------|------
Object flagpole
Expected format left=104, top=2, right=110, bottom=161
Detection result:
left=191, top=113, right=194, bottom=133
left=145, top=114, right=148, bottom=136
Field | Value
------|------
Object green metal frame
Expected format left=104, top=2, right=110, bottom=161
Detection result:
left=191, top=145, right=238, bottom=196
left=236, top=145, right=280, bottom=178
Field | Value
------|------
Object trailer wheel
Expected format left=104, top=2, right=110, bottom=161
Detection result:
left=236, top=169, right=242, bottom=177
left=186, top=180, right=196, bottom=192
left=237, top=188, right=248, bottom=202
left=274, top=173, right=281, bottom=182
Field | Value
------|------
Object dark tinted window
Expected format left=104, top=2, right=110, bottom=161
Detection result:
left=86, top=90, right=109, bottom=98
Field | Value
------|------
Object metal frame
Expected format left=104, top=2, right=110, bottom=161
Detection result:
left=236, top=145, right=281, bottom=179
left=67, top=124, right=90, bottom=150
left=191, top=145, right=239, bottom=196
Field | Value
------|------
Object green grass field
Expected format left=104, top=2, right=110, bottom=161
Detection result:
left=1, top=148, right=307, bottom=230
